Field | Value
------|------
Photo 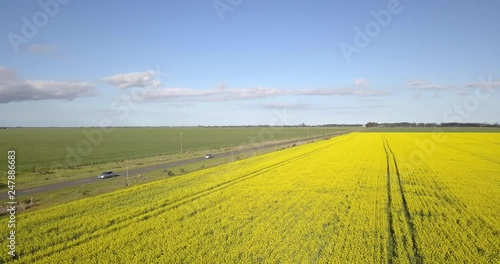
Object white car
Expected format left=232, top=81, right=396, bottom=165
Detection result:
left=97, top=171, right=118, bottom=179
left=204, top=154, right=214, bottom=159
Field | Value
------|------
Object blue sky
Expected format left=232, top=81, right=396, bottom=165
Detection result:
left=1, top=0, right=499, bottom=126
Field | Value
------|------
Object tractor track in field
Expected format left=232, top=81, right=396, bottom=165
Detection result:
left=23, top=137, right=350, bottom=261
left=383, top=137, right=423, bottom=264
left=382, top=138, right=396, bottom=264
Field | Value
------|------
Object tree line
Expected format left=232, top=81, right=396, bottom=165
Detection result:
left=365, top=122, right=500, bottom=128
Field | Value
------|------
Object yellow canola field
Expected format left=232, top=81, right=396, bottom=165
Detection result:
left=1, top=133, right=498, bottom=263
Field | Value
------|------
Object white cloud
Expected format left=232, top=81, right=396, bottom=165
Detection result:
left=241, top=103, right=387, bottom=110
left=243, top=102, right=310, bottom=110
left=0, top=66, right=95, bottom=103
left=296, top=87, right=385, bottom=97
left=354, top=78, right=369, bottom=87
left=318, top=105, right=386, bottom=110
left=407, top=80, right=451, bottom=90
left=130, top=85, right=388, bottom=102
left=101, top=70, right=161, bottom=89
left=467, top=81, right=500, bottom=89
left=0, top=67, right=16, bottom=80
left=408, top=79, right=500, bottom=94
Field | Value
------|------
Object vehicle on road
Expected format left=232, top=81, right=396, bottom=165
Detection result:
left=204, top=154, right=214, bottom=159
left=98, top=171, right=118, bottom=179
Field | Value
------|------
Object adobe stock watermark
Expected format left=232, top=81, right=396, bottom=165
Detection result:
left=408, top=74, right=498, bottom=164
left=58, top=68, right=164, bottom=169
left=442, top=75, right=497, bottom=123
left=7, top=0, right=70, bottom=54
left=213, top=0, right=243, bottom=21
left=339, top=0, right=409, bottom=63
left=249, top=108, right=296, bottom=146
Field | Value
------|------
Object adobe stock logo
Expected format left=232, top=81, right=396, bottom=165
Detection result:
left=7, top=0, right=70, bottom=54
left=339, top=0, right=408, bottom=63
left=213, top=0, right=243, bottom=21
left=408, top=74, right=498, bottom=165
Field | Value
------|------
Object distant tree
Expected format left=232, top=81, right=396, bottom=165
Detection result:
left=365, top=122, right=379, bottom=128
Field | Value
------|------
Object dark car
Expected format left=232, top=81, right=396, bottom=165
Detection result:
left=97, top=171, right=118, bottom=179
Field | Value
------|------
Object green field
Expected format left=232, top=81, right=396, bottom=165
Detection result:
left=0, top=126, right=354, bottom=171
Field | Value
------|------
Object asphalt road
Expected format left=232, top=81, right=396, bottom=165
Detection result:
left=7, top=132, right=350, bottom=198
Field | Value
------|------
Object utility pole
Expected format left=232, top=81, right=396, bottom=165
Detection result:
left=180, top=132, right=183, bottom=153
left=251, top=129, right=254, bottom=145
